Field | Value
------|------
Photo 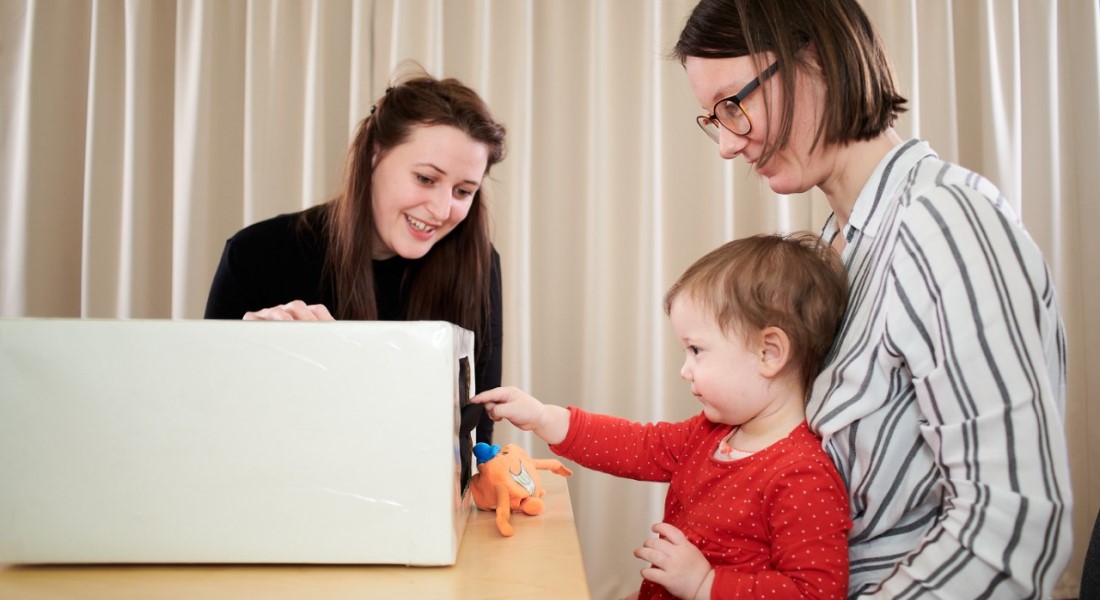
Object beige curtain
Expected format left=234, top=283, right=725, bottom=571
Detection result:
left=1, top=1, right=1096, bottom=597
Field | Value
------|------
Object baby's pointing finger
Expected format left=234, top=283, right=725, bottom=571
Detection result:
left=470, top=387, right=512, bottom=405
left=482, top=403, right=505, bottom=421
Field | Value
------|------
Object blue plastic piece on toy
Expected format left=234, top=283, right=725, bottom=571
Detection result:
left=473, top=442, right=501, bottom=465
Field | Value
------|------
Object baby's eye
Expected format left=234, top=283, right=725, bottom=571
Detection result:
left=688, top=345, right=701, bottom=355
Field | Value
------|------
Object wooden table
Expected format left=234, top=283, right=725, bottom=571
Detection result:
left=0, top=477, right=589, bottom=599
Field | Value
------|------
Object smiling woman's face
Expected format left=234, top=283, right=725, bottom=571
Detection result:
left=370, top=124, right=490, bottom=260
left=684, top=54, right=832, bottom=197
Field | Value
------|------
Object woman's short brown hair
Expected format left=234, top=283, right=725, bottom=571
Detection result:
left=674, top=0, right=907, bottom=165
left=664, top=232, right=849, bottom=395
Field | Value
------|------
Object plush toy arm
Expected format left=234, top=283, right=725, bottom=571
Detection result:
left=532, top=458, right=573, bottom=477
left=493, top=482, right=514, bottom=537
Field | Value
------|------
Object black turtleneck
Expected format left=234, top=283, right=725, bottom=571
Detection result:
left=204, top=209, right=501, bottom=488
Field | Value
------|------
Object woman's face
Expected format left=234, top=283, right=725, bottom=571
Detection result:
left=370, top=124, right=490, bottom=260
left=684, top=53, right=831, bottom=196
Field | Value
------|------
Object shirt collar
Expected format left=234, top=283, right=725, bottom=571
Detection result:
left=842, top=138, right=937, bottom=239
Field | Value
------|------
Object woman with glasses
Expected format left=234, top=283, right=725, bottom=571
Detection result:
left=674, top=0, right=1072, bottom=598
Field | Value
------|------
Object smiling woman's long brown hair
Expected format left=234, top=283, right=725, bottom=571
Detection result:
left=298, top=68, right=507, bottom=352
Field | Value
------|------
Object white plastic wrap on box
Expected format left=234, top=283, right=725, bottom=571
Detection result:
left=0, top=319, right=475, bottom=565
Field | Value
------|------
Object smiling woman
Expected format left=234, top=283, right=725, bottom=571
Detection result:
left=369, top=125, right=490, bottom=260
left=202, top=66, right=508, bottom=486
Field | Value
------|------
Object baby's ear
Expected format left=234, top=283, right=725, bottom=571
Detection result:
left=757, top=326, right=791, bottom=379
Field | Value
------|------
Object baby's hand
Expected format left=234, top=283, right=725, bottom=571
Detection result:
left=470, top=387, right=571, bottom=445
left=470, top=386, right=546, bottom=430
left=633, top=522, right=713, bottom=600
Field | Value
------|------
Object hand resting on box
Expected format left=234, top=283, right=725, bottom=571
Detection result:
left=243, top=299, right=335, bottom=321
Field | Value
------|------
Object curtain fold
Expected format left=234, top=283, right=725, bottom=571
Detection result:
left=1, top=1, right=1095, bottom=597
left=80, top=0, right=176, bottom=318
left=7, top=0, right=91, bottom=318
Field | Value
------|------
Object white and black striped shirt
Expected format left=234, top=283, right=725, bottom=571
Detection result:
left=807, top=139, right=1072, bottom=599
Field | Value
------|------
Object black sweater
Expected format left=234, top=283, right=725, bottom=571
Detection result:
left=204, top=210, right=501, bottom=487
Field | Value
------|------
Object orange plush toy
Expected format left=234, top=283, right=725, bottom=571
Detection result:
left=470, top=442, right=573, bottom=537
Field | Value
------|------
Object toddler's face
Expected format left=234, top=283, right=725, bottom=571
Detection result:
left=668, top=295, right=770, bottom=426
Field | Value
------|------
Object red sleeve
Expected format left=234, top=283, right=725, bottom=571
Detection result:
left=550, top=407, right=716, bottom=482
left=711, top=456, right=851, bottom=599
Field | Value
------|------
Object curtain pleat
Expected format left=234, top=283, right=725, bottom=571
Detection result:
left=82, top=0, right=125, bottom=316
left=172, top=0, right=245, bottom=317
left=10, top=0, right=91, bottom=318
left=0, top=1, right=1095, bottom=596
left=0, top=2, right=28, bottom=315
left=483, top=0, right=535, bottom=391
left=1053, top=3, right=1100, bottom=598
left=244, top=0, right=305, bottom=223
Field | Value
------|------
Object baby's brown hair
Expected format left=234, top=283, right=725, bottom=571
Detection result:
left=664, top=232, right=849, bottom=394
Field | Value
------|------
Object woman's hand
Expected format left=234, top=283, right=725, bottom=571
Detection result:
left=242, top=300, right=335, bottom=321
left=634, top=522, right=713, bottom=600
left=470, top=386, right=570, bottom=445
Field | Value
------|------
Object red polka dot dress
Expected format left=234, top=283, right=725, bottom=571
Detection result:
left=551, top=408, right=851, bottom=599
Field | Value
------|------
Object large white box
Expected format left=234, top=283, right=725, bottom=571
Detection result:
left=0, top=319, right=475, bottom=565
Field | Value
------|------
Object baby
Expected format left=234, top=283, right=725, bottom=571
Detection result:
left=473, top=233, right=852, bottom=599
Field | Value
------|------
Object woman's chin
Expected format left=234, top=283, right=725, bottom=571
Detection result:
left=765, top=175, right=808, bottom=197
left=391, top=243, right=433, bottom=261
left=756, top=162, right=808, bottom=196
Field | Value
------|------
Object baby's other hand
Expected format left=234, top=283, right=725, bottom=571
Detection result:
left=633, top=522, right=712, bottom=600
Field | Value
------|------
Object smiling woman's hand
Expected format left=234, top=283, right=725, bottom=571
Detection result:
left=242, top=300, right=335, bottom=321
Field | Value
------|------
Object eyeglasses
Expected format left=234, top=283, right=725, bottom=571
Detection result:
left=696, top=61, right=780, bottom=142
